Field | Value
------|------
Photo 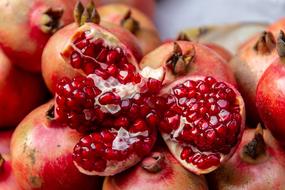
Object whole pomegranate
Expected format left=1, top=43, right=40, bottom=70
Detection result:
left=207, top=125, right=285, bottom=190
left=158, top=76, right=245, bottom=174
left=230, top=31, right=277, bottom=125
left=103, top=145, right=209, bottom=190
left=11, top=101, right=102, bottom=190
left=0, top=130, right=20, bottom=190
left=98, top=3, right=161, bottom=55
left=0, top=48, right=48, bottom=128
left=0, top=0, right=81, bottom=72
left=256, top=30, right=285, bottom=146
left=140, top=41, right=236, bottom=86
left=42, top=1, right=142, bottom=93
left=99, top=0, right=155, bottom=19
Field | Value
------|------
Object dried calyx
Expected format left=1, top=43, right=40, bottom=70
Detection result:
left=74, top=1, right=100, bottom=26
left=121, top=10, right=140, bottom=34
left=0, top=154, right=4, bottom=171
left=166, top=42, right=195, bottom=75
left=41, top=8, right=64, bottom=33
left=253, top=31, right=276, bottom=54
left=241, top=124, right=267, bottom=162
left=141, top=152, right=165, bottom=173
left=277, top=30, right=285, bottom=58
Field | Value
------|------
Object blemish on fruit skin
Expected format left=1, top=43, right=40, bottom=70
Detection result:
left=28, top=148, right=36, bottom=165
left=29, top=175, right=42, bottom=188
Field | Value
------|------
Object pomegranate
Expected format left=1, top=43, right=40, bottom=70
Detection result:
left=256, top=30, right=285, bottom=146
left=207, top=125, right=285, bottom=190
left=98, top=3, right=161, bottom=55
left=176, top=32, right=233, bottom=62
left=11, top=101, right=102, bottom=190
left=0, top=130, right=20, bottom=190
left=158, top=76, right=245, bottom=174
left=140, top=41, right=237, bottom=87
left=99, top=0, right=155, bottom=19
left=42, top=1, right=142, bottom=93
left=0, top=48, right=48, bottom=128
left=54, top=63, right=164, bottom=175
left=103, top=145, right=208, bottom=190
left=0, top=155, right=20, bottom=190
left=267, top=17, right=285, bottom=37
left=0, top=130, right=13, bottom=154
left=0, top=0, right=81, bottom=72
left=230, top=31, right=277, bottom=125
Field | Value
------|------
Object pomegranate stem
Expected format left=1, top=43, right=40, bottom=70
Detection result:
left=253, top=31, right=276, bottom=54
left=277, top=30, right=285, bottom=57
left=141, top=152, right=165, bottom=173
left=242, top=124, right=266, bottom=159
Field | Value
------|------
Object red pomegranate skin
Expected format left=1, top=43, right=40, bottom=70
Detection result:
left=42, top=22, right=142, bottom=94
left=207, top=128, right=285, bottom=190
left=256, top=58, right=285, bottom=146
left=0, top=48, right=49, bottom=128
left=11, top=101, right=101, bottom=190
left=0, top=130, right=20, bottom=190
left=0, top=130, right=13, bottom=154
left=0, top=155, right=21, bottom=190
left=205, top=43, right=232, bottom=63
left=103, top=145, right=208, bottom=190
left=0, top=0, right=79, bottom=72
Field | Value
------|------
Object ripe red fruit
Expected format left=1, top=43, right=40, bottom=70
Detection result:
left=0, top=130, right=21, bottom=190
left=99, top=0, right=155, bottom=19
left=208, top=125, right=285, bottom=190
left=256, top=31, right=285, bottom=146
left=42, top=2, right=142, bottom=93
left=98, top=3, right=161, bottom=55
left=11, top=101, right=102, bottom=190
left=103, top=145, right=208, bottom=190
left=0, top=0, right=79, bottom=72
left=54, top=67, right=164, bottom=175
left=140, top=41, right=237, bottom=87
left=0, top=48, right=48, bottom=128
left=230, top=31, right=277, bottom=125
left=0, top=154, right=20, bottom=190
left=158, top=76, right=245, bottom=174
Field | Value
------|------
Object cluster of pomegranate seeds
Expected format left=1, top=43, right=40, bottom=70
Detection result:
left=159, top=76, right=242, bottom=169
left=67, top=31, right=141, bottom=84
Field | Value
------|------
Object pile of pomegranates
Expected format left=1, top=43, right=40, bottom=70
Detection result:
left=1, top=0, right=285, bottom=189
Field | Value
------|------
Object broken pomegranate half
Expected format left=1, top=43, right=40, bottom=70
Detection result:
left=158, top=76, right=245, bottom=174
left=54, top=61, right=164, bottom=175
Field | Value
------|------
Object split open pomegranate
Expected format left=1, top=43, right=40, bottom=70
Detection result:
left=54, top=66, right=163, bottom=176
left=158, top=76, right=245, bottom=174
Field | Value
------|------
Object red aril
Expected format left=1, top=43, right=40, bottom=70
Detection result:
left=103, top=145, right=208, bottom=190
left=256, top=30, right=285, bottom=146
left=10, top=101, right=102, bottom=190
left=0, top=0, right=79, bottom=72
left=0, top=48, right=48, bottom=128
left=208, top=125, right=285, bottom=190
left=158, top=76, right=245, bottom=174
left=54, top=64, right=164, bottom=175
left=140, top=41, right=236, bottom=87
left=98, top=3, right=161, bottom=55
left=42, top=2, right=142, bottom=93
